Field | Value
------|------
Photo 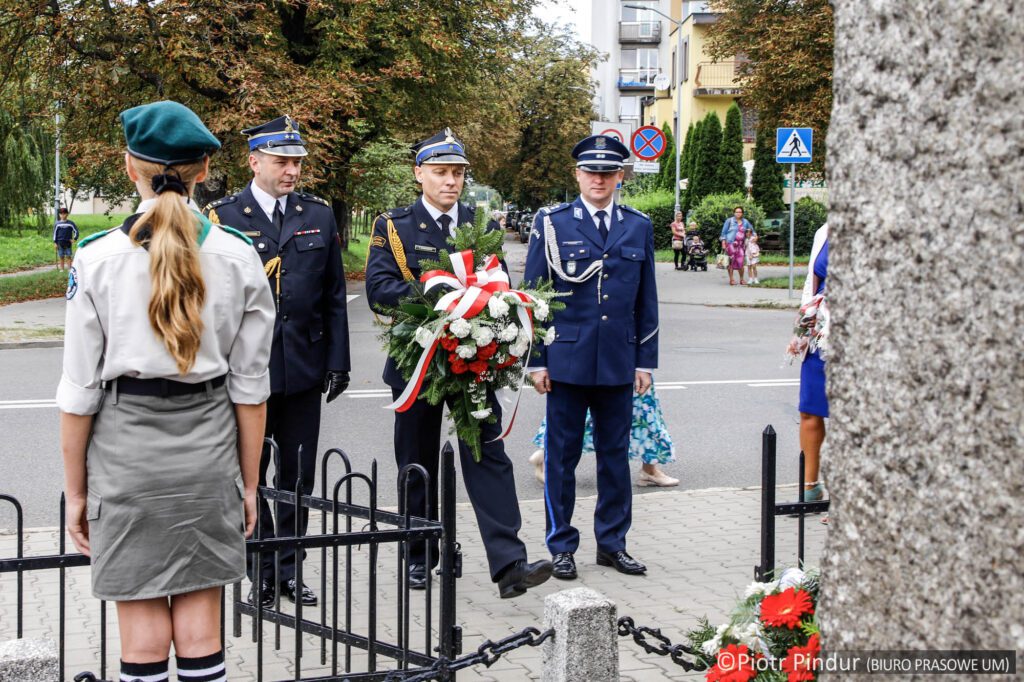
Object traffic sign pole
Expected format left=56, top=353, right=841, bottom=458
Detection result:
left=789, top=163, right=796, bottom=298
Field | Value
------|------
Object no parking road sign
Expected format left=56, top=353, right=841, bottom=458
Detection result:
left=630, top=126, right=667, bottom=161
left=776, top=127, right=813, bottom=164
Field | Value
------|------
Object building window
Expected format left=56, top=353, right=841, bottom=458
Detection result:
left=738, top=101, right=758, bottom=142
left=681, top=37, right=689, bottom=82
left=619, top=96, right=640, bottom=121
left=621, top=1, right=658, bottom=22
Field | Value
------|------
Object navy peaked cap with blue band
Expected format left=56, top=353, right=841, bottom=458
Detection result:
left=243, top=115, right=308, bottom=157
left=572, top=134, right=629, bottom=172
left=412, top=128, right=469, bottom=166
left=120, top=101, right=221, bottom=165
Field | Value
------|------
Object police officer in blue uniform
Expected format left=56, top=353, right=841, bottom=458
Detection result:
left=204, top=115, right=351, bottom=607
left=365, top=129, right=552, bottom=599
left=523, top=134, right=659, bottom=580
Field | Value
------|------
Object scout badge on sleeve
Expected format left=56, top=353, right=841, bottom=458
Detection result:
left=65, top=266, right=79, bottom=300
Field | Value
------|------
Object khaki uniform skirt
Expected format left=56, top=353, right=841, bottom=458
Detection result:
left=86, top=382, right=246, bottom=601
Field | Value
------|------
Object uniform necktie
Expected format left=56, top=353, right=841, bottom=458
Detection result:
left=595, top=210, right=609, bottom=243
left=273, top=201, right=284, bottom=233
left=438, top=214, right=453, bottom=237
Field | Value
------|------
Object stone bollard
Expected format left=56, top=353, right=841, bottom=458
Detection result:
left=542, top=588, right=618, bottom=682
left=0, top=638, right=59, bottom=682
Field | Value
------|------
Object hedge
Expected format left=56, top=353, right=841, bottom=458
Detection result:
left=621, top=189, right=676, bottom=250
left=689, top=193, right=766, bottom=254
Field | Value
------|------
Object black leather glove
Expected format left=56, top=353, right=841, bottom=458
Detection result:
left=323, top=370, right=350, bottom=403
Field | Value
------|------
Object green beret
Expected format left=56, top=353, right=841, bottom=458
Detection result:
left=120, top=100, right=221, bottom=165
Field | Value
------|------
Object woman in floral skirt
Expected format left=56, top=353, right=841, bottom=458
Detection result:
left=528, top=382, right=678, bottom=487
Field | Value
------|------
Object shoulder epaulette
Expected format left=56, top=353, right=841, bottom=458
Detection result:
left=204, top=195, right=237, bottom=211
left=78, top=227, right=118, bottom=249
left=621, top=205, right=650, bottom=220
left=297, top=191, right=329, bottom=206
left=386, top=205, right=413, bottom=220
left=541, top=203, right=570, bottom=215
left=217, top=224, right=253, bottom=245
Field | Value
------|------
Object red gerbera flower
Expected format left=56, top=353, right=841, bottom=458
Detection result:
left=782, top=633, right=820, bottom=681
left=705, top=643, right=758, bottom=682
left=760, top=588, right=814, bottom=629
left=469, top=360, right=489, bottom=375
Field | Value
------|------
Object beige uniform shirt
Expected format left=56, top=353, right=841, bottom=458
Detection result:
left=56, top=200, right=276, bottom=415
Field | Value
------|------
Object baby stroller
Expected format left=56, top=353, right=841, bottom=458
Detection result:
left=684, top=232, right=708, bottom=271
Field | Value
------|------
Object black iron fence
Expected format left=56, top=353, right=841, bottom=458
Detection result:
left=0, top=440, right=467, bottom=681
left=754, top=425, right=829, bottom=581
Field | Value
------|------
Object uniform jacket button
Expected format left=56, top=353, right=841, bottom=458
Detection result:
left=282, top=314, right=289, bottom=321
left=602, top=294, right=609, bottom=300
left=281, top=268, right=287, bottom=275
left=603, top=253, right=609, bottom=259
left=603, top=273, right=609, bottom=279
left=601, top=315, right=608, bottom=321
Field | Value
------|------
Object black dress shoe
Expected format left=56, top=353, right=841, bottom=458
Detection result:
left=247, top=579, right=275, bottom=608
left=596, top=549, right=646, bottom=575
left=551, top=552, right=577, bottom=580
left=497, top=559, right=553, bottom=599
left=281, top=578, right=318, bottom=606
left=408, top=563, right=428, bottom=591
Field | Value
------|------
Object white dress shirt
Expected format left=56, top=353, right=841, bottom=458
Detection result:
left=421, top=197, right=460, bottom=237
left=250, top=181, right=288, bottom=223
left=56, top=198, right=276, bottom=415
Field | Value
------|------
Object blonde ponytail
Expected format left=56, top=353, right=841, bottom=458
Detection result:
left=128, top=158, right=208, bottom=375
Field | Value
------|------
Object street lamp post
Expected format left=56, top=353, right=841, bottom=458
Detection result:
left=625, top=4, right=683, bottom=212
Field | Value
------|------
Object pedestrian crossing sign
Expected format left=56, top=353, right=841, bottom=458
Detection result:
left=776, top=128, right=813, bottom=164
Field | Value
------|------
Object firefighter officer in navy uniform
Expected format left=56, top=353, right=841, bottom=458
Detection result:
left=365, top=129, right=552, bottom=599
left=204, top=115, right=351, bottom=607
left=523, top=134, right=658, bottom=581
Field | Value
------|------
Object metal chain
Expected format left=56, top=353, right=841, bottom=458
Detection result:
left=617, top=616, right=709, bottom=672
left=383, top=626, right=555, bottom=682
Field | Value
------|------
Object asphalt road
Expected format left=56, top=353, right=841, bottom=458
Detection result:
left=0, top=235, right=804, bottom=528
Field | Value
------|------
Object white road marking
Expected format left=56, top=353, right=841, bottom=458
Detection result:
left=346, top=295, right=360, bottom=303
left=2, top=377, right=801, bottom=410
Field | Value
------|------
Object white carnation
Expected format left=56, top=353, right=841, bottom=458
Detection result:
left=449, top=318, right=471, bottom=338
left=744, top=580, right=778, bottom=599
left=456, top=344, right=477, bottom=359
left=414, top=326, right=436, bottom=349
left=472, top=326, right=495, bottom=346
left=543, top=326, right=556, bottom=346
left=534, top=300, right=550, bottom=321
left=509, top=339, right=529, bottom=358
left=778, top=567, right=806, bottom=590
left=471, top=408, right=492, bottom=420
left=498, top=323, right=519, bottom=342
left=487, top=296, right=510, bottom=318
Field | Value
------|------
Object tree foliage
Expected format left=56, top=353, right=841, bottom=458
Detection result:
left=751, top=126, right=786, bottom=214
left=680, top=121, right=697, bottom=213
left=0, top=104, right=54, bottom=231
left=656, top=121, right=676, bottom=194
left=705, top=0, right=833, bottom=174
left=689, top=112, right=722, bottom=209
left=717, top=103, right=746, bottom=195
left=0, top=0, right=591, bottom=234
left=347, top=138, right=419, bottom=214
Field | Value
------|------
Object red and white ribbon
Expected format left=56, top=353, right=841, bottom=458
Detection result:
left=385, top=249, right=541, bottom=430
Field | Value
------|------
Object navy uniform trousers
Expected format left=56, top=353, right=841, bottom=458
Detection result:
left=250, top=387, right=322, bottom=583
left=393, top=388, right=527, bottom=581
left=543, top=382, right=633, bottom=555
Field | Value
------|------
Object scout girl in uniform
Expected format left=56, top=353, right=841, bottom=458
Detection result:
left=57, top=101, right=275, bottom=682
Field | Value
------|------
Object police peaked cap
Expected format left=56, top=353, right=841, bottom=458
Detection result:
left=243, top=115, right=308, bottom=157
left=572, top=134, right=629, bottom=172
left=412, top=128, right=470, bottom=166
left=120, top=101, right=221, bottom=165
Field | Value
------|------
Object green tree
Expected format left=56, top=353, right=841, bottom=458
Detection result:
left=347, top=138, right=419, bottom=214
left=751, top=126, right=786, bottom=214
left=680, top=121, right=699, bottom=213
left=716, top=103, right=746, bottom=195
left=689, top=112, right=722, bottom=209
left=705, top=0, right=833, bottom=175
left=0, top=106, right=54, bottom=232
left=657, top=121, right=676, bottom=194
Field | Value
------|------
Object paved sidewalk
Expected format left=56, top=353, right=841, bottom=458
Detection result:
left=0, top=486, right=826, bottom=681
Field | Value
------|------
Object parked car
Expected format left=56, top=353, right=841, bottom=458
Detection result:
left=518, top=211, right=534, bottom=243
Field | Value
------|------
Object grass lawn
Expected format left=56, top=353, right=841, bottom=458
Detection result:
left=751, top=275, right=807, bottom=289
left=343, top=237, right=370, bottom=278
left=0, top=214, right=129, bottom=273
left=758, top=252, right=810, bottom=266
left=0, top=269, right=69, bottom=306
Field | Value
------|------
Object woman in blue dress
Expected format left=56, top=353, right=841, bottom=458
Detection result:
left=528, top=382, right=678, bottom=487
left=794, top=224, right=829, bottom=501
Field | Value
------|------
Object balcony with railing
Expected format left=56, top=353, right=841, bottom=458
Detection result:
left=618, top=21, right=662, bottom=44
left=617, top=68, right=660, bottom=90
left=693, top=61, right=745, bottom=96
